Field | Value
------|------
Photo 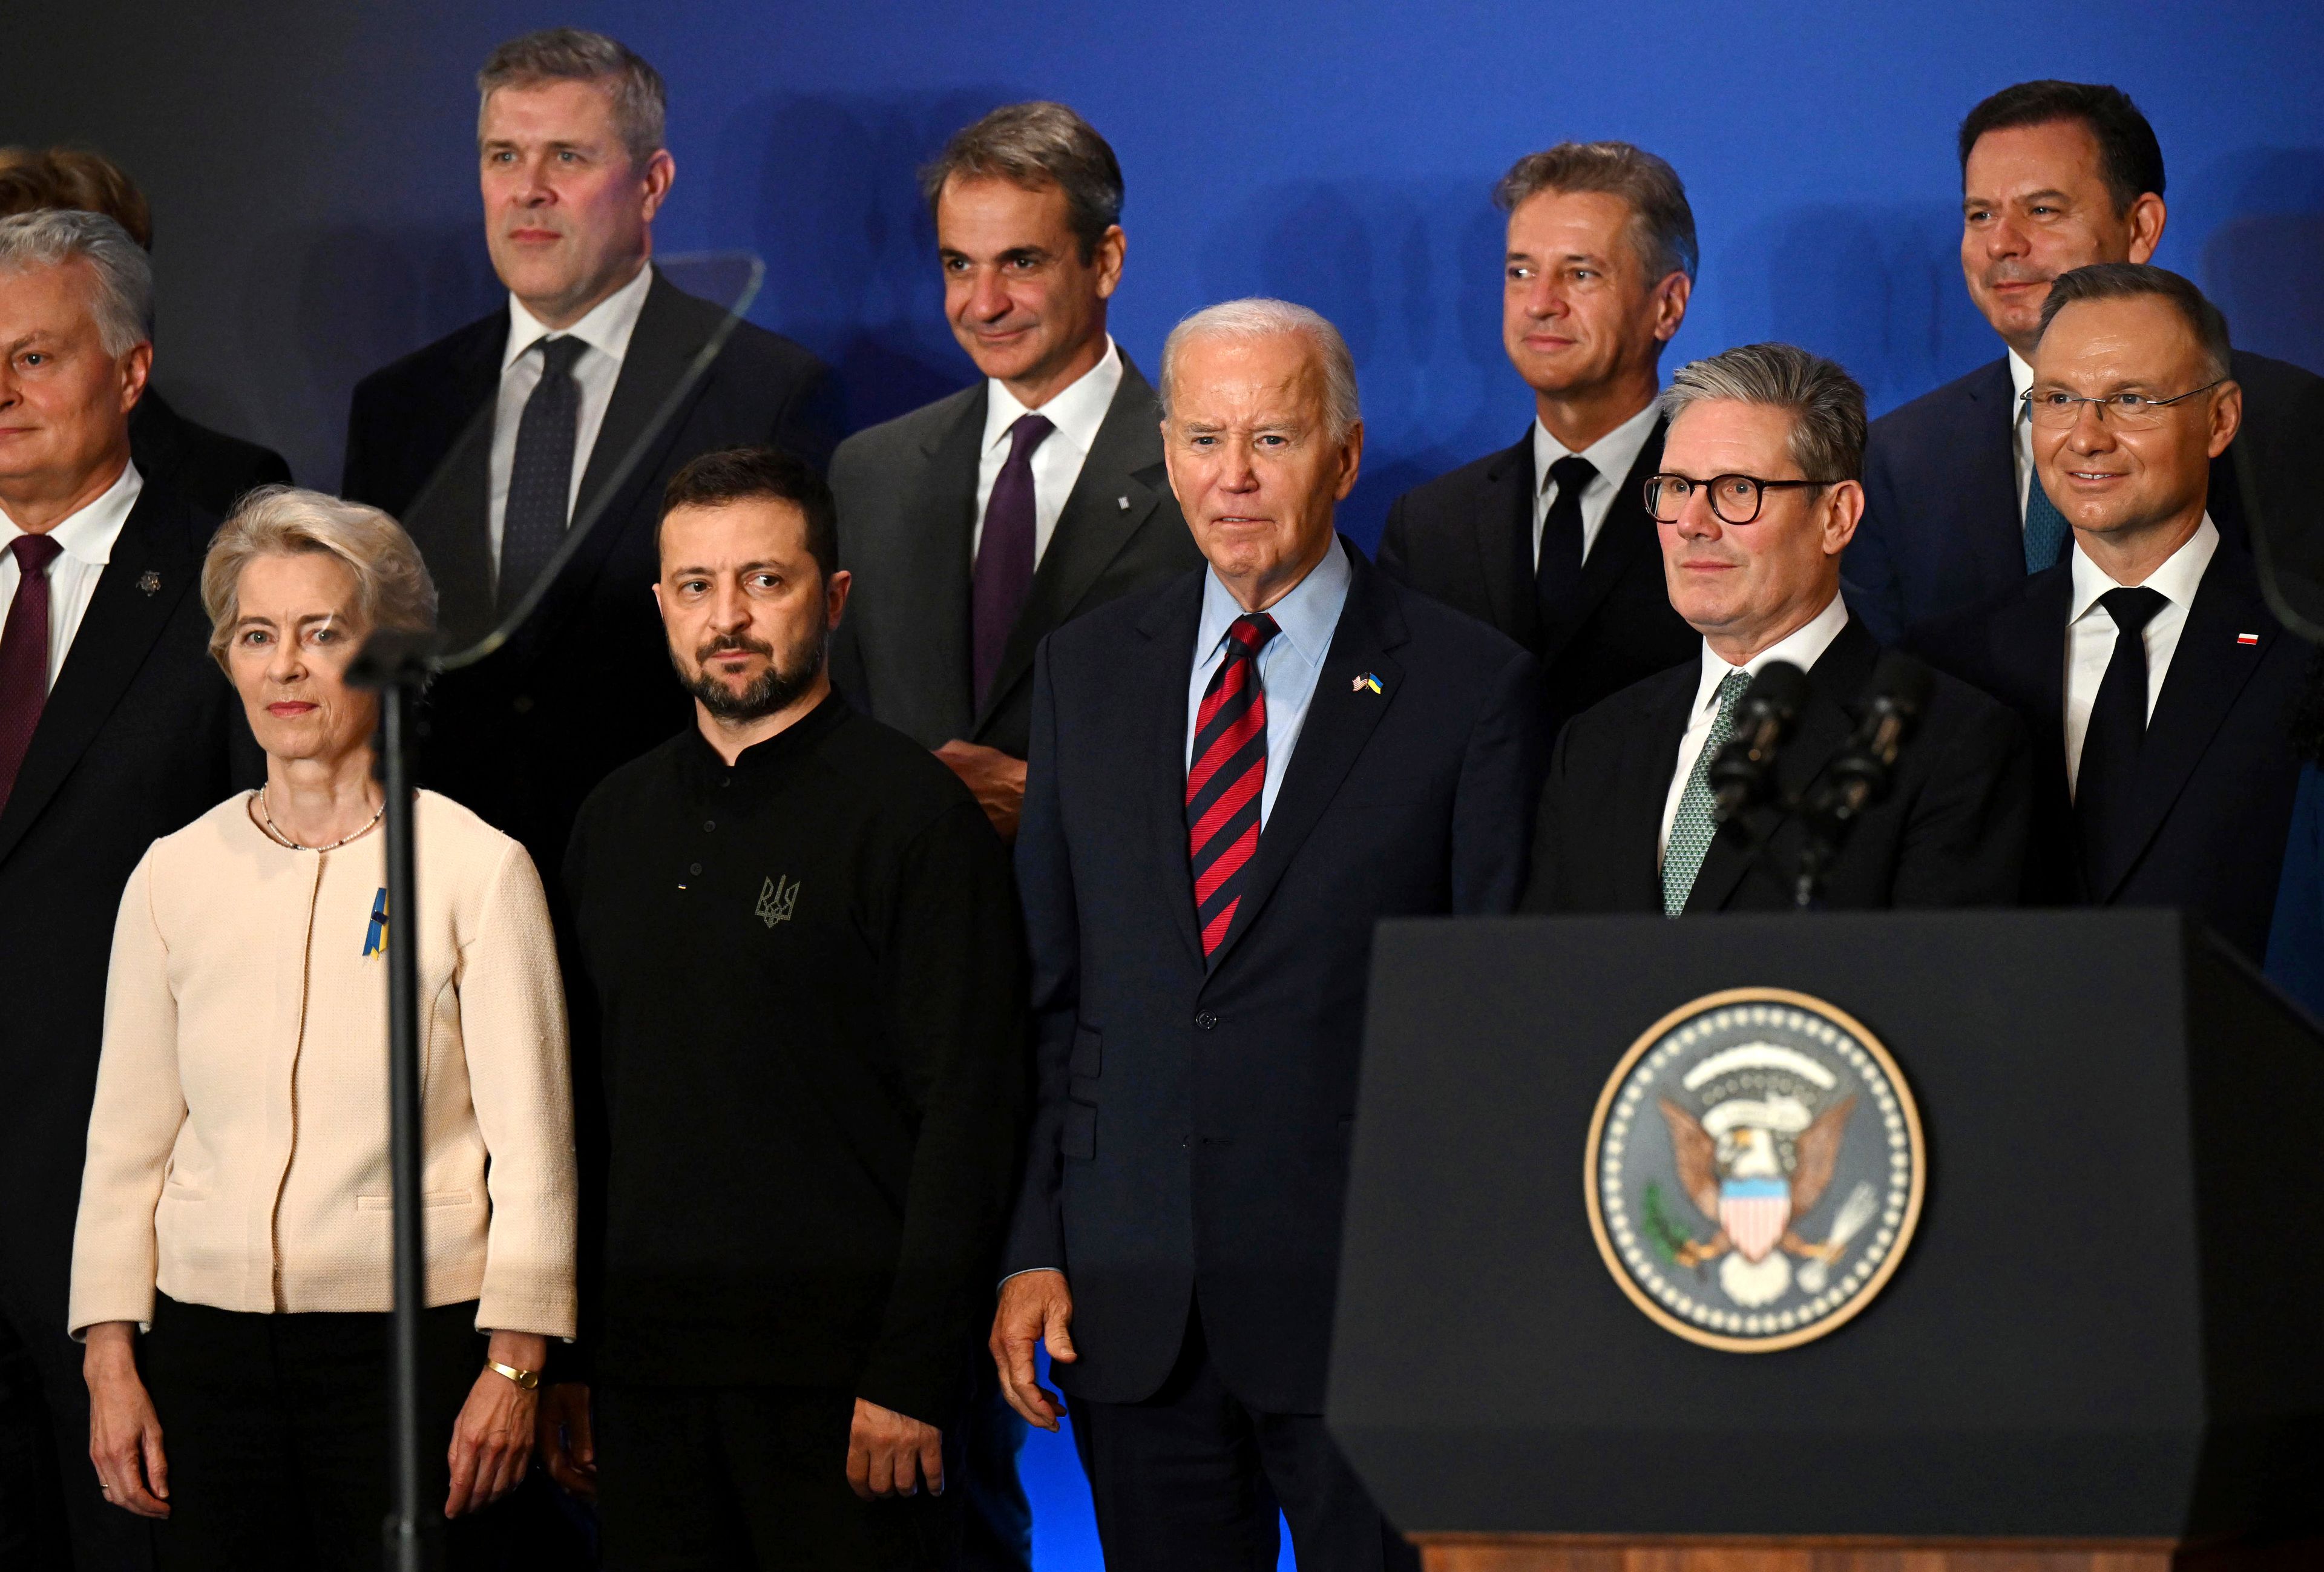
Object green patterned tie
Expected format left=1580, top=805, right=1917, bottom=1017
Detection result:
left=1662, top=669, right=1753, bottom=917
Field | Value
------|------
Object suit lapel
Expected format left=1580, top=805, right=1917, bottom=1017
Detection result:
left=1472, top=432, right=1537, bottom=642
left=1615, top=668, right=1696, bottom=912
left=1135, top=574, right=1207, bottom=967
left=1541, top=418, right=1667, bottom=668
left=394, top=314, right=504, bottom=650
left=0, top=488, right=206, bottom=867
left=2093, top=550, right=2276, bottom=899
left=1206, top=543, right=1403, bottom=973
left=901, top=389, right=988, bottom=739
left=975, top=358, right=1167, bottom=736
left=1963, top=360, right=2027, bottom=587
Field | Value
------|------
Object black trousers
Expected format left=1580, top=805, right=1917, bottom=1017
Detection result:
left=0, top=1275, right=153, bottom=1571
left=1068, top=1302, right=1420, bottom=1572
left=140, top=1293, right=517, bottom=1572
left=594, top=1383, right=962, bottom=1571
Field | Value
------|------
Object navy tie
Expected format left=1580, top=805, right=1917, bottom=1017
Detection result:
left=971, top=413, right=1054, bottom=708
left=2023, top=470, right=2072, bottom=573
left=500, top=335, right=588, bottom=613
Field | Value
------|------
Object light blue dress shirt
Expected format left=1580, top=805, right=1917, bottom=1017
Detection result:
left=1183, top=536, right=1354, bottom=828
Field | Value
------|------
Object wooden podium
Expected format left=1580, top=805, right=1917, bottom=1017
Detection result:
left=1329, top=913, right=2324, bottom=1572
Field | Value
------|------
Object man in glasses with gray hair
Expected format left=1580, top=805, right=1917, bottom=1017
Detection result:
left=1526, top=341, right=2030, bottom=913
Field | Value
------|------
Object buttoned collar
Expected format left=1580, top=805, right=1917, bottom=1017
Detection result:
left=0, top=458, right=141, bottom=567
left=982, top=336, right=1123, bottom=459
left=1690, top=590, right=1851, bottom=717
left=1531, top=398, right=1660, bottom=495
left=1196, top=533, right=1354, bottom=671
left=503, top=260, right=654, bottom=372
left=2069, top=514, right=2219, bottom=625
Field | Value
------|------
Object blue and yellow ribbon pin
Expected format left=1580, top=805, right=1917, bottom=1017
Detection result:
left=362, top=887, right=389, bottom=957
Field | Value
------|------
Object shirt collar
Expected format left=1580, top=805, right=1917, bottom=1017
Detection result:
left=0, top=459, right=141, bottom=568
left=1692, top=590, right=1852, bottom=715
left=2069, top=514, right=2220, bottom=623
left=2007, top=348, right=2035, bottom=420
left=504, top=260, right=655, bottom=372
left=983, top=336, right=1123, bottom=458
left=1196, top=533, right=1355, bottom=670
left=1532, top=398, right=1662, bottom=495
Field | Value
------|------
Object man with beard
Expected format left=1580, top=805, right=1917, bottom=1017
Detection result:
left=543, top=446, right=1028, bottom=1568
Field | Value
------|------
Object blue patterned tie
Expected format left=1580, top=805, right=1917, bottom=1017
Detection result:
left=2023, top=470, right=2072, bottom=573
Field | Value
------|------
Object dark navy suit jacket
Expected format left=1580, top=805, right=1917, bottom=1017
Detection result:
left=1003, top=541, right=1544, bottom=1413
left=1846, top=349, right=2324, bottom=645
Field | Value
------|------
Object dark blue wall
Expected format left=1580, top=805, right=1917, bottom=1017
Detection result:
left=13, top=1, right=2323, bottom=549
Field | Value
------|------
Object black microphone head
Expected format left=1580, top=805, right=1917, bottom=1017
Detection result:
left=1866, top=649, right=1934, bottom=719
left=1740, top=660, right=1811, bottom=723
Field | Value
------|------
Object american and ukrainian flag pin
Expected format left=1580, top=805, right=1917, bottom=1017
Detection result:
left=1351, top=671, right=1384, bottom=695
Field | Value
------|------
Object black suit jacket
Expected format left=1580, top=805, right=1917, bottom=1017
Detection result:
left=341, top=270, right=835, bottom=877
left=1004, top=542, right=1545, bottom=1413
left=1912, top=545, right=2307, bottom=962
left=1377, top=419, right=1696, bottom=743
left=0, top=486, right=255, bottom=1328
left=827, top=355, right=1203, bottom=760
left=1525, top=617, right=2032, bottom=913
left=128, top=389, right=292, bottom=519
left=1847, top=349, right=2324, bottom=645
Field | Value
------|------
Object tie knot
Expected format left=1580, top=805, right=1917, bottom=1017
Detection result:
left=2099, top=585, right=2169, bottom=636
left=7, top=532, right=62, bottom=577
left=537, top=335, right=588, bottom=377
left=1006, top=413, right=1056, bottom=463
left=1713, top=668, right=1751, bottom=713
left=1225, top=612, right=1280, bottom=660
left=1546, top=455, right=1597, bottom=496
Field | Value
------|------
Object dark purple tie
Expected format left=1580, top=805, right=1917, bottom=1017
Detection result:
left=0, top=533, right=65, bottom=812
left=971, top=413, right=1054, bottom=708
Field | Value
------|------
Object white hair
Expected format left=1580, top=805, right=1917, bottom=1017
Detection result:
left=1158, top=297, right=1361, bottom=440
left=0, top=208, right=153, bottom=355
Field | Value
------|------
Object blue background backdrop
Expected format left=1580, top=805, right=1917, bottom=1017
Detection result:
left=13, top=4, right=2323, bottom=1564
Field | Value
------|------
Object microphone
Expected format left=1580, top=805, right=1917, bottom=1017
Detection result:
left=1709, top=661, right=1810, bottom=826
left=1793, top=651, right=1935, bottom=904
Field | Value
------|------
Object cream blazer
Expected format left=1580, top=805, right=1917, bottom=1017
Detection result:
left=68, top=790, right=576, bottom=1339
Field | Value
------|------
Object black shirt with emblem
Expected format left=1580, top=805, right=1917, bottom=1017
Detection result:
left=560, top=692, right=1026, bottom=1425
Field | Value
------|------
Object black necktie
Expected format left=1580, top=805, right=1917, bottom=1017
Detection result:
left=500, top=335, right=589, bottom=613
left=1534, top=453, right=1598, bottom=642
left=2075, top=585, right=2168, bottom=889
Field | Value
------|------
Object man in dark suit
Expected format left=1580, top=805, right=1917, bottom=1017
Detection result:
left=0, top=145, right=294, bottom=514
left=991, top=300, right=1543, bottom=1571
left=1528, top=342, right=2032, bottom=914
left=1847, top=79, right=2324, bottom=644
left=1377, top=142, right=1698, bottom=743
left=1916, top=266, right=2306, bottom=963
left=341, top=28, right=833, bottom=877
left=0, top=210, right=251, bottom=1572
left=831, top=102, right=1201, bottom=841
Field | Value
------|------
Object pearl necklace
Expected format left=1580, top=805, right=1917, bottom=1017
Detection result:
left=254, top=788, right=386, bottom=852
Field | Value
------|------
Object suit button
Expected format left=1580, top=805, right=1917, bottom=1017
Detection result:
left=703, top=820, right=715, bottom=832
left=689, top=862, right=703, bottom=875
left=1195, top=1012, right=1218, bottom=1030
left=512, top=694, right=534, bottom=714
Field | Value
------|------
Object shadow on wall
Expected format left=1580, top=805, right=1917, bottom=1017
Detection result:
left=2197, top=148, right=2324, bottom=377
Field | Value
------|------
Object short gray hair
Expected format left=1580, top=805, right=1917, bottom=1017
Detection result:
left=919, top=102, right=1124, bottom=261
left=478, top=28, right=666, bottom=167
left=1494, top=141, right=1699, bottom=282
left=201, top=487, right=438, bottom=671
left=2039, top=262, right=2231, bottom=382
left=1659, top=343, right=1868, bottom=483
left=0, top=209, right=153, bottom=355
left=1159, top=298, right=1361, bottom=441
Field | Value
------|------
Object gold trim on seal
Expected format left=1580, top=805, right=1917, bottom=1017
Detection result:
left=1581, top=985, right=1926, bottom=1353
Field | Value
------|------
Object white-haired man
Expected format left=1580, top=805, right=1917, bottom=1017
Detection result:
left=990, top=298, right=1544, bottom=1570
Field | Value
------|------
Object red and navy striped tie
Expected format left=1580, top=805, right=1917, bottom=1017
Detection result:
left=1187, top=612, right=1281, bottom=959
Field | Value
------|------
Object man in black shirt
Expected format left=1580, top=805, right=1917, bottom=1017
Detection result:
left=544, top=447, right=1027, bottom=1569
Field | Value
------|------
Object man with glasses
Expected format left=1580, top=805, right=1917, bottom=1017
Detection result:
left=1843, top=79, right=2324, bottom=645
left=1916, top=266, right=2307, bottom=962
left=1525, top=342, right=2030, bottom=913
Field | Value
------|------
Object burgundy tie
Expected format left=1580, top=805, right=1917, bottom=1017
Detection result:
left=971, top=413, right=1054, bottom=708
left=0, top=533, right=65, bottom=812
left=1187, top=613, right=1281, bottom=959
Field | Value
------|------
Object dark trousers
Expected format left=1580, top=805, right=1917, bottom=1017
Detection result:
left=1068, top=1303, right=1420, bottom=1572
left=594, top=1383, right=962, bottom=1571
left=140, top=1293, right=516, bottom=1572
left=0, top=1277, right=153, bottom=1572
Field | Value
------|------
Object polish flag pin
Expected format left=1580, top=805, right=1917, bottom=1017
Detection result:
left=2237, top=633, right=2260, bottom=645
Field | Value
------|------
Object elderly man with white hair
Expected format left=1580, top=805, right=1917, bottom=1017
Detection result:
left=0, top=207, right=255, bottom=1571
left=990, top=298, right=1544, bottom=1570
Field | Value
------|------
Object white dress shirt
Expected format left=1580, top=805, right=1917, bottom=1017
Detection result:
left=2063, top=515, right=2219, bottom=796
left=487, top=261, right=655, bottom=573
left=971, top=337, right=1124, bottom=567
left=2008, top=347, right=2036, bottom=520
left=1531, top=399, right=1661, bottom=568
left=0, top=460, right=142, bottom=691
left=1658, top=592, right=1853, bottom=862
left=1184, top=536, right=1354, bottom=829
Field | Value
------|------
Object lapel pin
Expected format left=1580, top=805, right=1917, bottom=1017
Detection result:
left=1351, top=672, right=1384, bottom=695
left=1117, top=495, right=1131, bottom=510
left=137, top=570, right=161, bottom=596
left=2237, top=633, right=2260, bottom=645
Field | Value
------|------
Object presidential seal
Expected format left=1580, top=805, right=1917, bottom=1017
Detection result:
left=1583, top=987, right=1924, bottom=1353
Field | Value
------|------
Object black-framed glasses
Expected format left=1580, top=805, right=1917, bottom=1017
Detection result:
left=1644, top=472, right=1831, bottom=525
left=2020, top=378, right=2227, bottom=431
